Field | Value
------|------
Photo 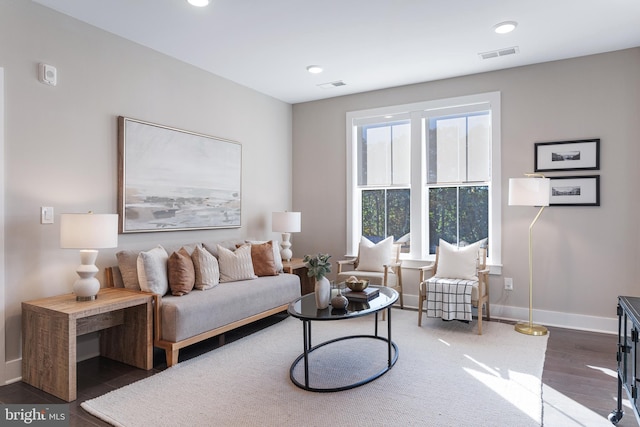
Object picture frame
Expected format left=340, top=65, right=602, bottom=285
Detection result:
left=549, top=175, right=600, bottom=206
left=118, top=116, right=242, bottom=233
left=534, top=139, right=600, bottom=172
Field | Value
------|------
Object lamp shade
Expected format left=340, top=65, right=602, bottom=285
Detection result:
left=272, top=211, right=301, bottom=233
left=60, top=213, right=119, bottom=249
left=508, top=178, right=550, bottom=207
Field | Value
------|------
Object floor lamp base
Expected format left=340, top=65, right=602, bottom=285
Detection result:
left=515, top=322, right=548, bottom=336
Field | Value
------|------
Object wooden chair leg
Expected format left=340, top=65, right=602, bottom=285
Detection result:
left=397, top=269, right=404, bottom=309
left=418, top=295, right=424, bottom=326
left=485, top=300, right=491, bottom=321
left=477, top=304, right=483, bottom=335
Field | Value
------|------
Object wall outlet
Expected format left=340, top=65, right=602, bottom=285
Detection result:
left=504, top=277, right=513, bottom=291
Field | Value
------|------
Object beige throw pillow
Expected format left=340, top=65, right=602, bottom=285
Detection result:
left=355, top=236, right=393, bottom=273
left=137, top=245, right=169, bottom=295
left=116, top=250, right=141, bottom=290
left=191, top=246, right=220, bottom=290
left=434, top=239, right=483, bottom=280
left=168, top=247, right=196, bottom=296
left=217, top=244, right=257, bottom=283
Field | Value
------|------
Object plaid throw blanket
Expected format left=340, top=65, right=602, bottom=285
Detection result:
left=425, top=278, right=476, bottom=321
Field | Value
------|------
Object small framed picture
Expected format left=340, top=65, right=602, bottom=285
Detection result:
left=549, top=175, right=600, bottom=206
left=535, top=139, right=600, bottom=172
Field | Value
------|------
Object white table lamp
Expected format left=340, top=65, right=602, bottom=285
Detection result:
left=60, top=212, right=119, bottom=301
left=272, top=211, right=301, bottom=262
left=508, top=174, right=551, bottom=336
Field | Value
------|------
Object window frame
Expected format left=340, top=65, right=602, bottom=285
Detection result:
left=346, top=92, right=502, bottom=272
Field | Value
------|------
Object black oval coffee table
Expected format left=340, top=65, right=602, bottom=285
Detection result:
left=287, top=286, right=398, bottom=392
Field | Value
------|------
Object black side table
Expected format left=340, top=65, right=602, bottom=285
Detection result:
left=610, top=296, right=640, bottom=425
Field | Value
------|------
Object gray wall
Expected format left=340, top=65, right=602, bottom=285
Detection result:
left=2, top=0, right=639, bottom=382
left=292, top=48, right=640, bottom=329
left=0, top=2, right=293, bottom=365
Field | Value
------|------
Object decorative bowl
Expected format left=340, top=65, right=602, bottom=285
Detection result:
left=347, top=279, right=369, bottom=292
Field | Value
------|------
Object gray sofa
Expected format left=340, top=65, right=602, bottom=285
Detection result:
left=105, top=240, right=301, bottom=367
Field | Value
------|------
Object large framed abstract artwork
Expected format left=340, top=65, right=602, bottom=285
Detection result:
left=118, top=116, right=241, bottom=233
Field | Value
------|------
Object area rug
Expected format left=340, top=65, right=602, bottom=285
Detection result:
left=82, top=309, right=547, bottom=426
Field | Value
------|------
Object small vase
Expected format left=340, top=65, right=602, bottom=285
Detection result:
left=315, top=276, right=330, bottom=309
left=331, top=289, right=349, bottom=310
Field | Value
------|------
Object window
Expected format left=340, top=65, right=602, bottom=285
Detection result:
left=346, top=93, right=501, bottom=267
left=427, top=111, right=490, bottom=254
left=358, top=121, right=411, bottom=249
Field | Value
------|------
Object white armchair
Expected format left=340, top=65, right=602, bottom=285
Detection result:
left=336, top=237, right=404, bottom=309
left=418, top=240, right=490, bottom=334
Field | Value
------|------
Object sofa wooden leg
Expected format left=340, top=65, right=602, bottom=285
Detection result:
left=166, top=349, right=179, bottom=367
left=418, top=296, right=423, bottom=326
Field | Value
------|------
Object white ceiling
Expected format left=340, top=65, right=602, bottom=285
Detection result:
left=33, top=0, right=640, bottom=104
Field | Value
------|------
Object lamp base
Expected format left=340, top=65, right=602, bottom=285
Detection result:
left=279, top=232, right=293, bottom=262
left=72, top=249, right=101, bottom=302
left=515, top=322, right=548, bottom=336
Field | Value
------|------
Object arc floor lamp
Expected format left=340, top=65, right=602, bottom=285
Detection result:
left=508, top=174, right=551, bottom=336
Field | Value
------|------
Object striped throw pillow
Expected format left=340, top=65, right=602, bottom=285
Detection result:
left=192, top=245, right=220, bottom=290
left=217, top=244, right=257, bottom=283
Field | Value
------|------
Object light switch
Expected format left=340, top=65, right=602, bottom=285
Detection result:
left=41, top=206, right=54, bottom=224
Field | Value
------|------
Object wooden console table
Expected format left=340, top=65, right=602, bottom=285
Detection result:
left=283, top=258, right=313, bottom=295
left=22, top=288, right=153, bottom=402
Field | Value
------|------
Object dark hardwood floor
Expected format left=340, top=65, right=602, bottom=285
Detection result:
left=0, top=313, right=629, bottom=426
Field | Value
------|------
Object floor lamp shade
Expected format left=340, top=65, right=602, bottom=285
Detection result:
left=508, top=176, right=550, bottom=336
left=508, top=178, right=550, bottom=206
left=60, top=213, right=119, bottom=301
left=272, top=212, right=301, bottom=262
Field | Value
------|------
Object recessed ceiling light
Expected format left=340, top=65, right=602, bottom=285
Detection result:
left=306, top=65, right=323, bottom=74
left=494, top=21, right=518, bottom=34
left=187, top=0, right=210, bottom=7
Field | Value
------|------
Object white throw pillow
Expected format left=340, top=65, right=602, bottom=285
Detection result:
left=137, top=245, right=169, bottom=295
left=356, top=236, right=393, bottom=273
left=434, top=239, right=483, bottom=280
left=191, top=245, right=220, bottom=290
left=217, top=244, right=257, bottom=283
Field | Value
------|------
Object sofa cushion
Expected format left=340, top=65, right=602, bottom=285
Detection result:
left=202, top=239, right=245, bottom=258
left=168, top=247, right=196, bottom=296
left=137, top=245, right=169, bottom=295
left=160, top=274, right=301, bottom=342
left=217, top=244, right=257, bottom=282
left=191, top=245, right=219, bottom=290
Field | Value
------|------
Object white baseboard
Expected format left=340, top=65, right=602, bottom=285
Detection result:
left=4, top=358, right=22, bottom=385
left=400, top=295, right=618, bottom=335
